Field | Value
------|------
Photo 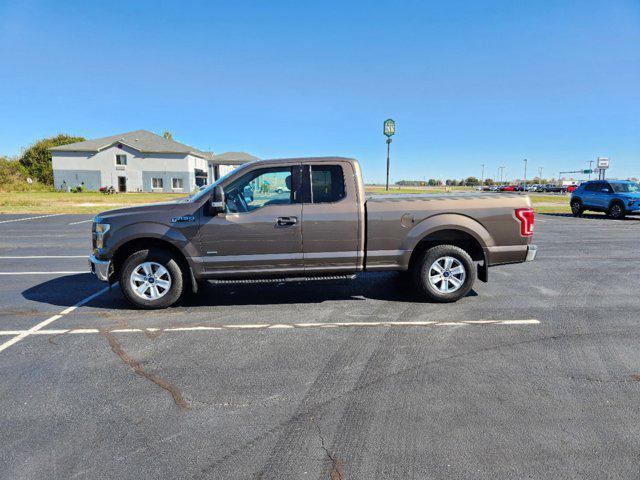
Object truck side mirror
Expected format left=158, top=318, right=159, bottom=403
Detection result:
left=209, top=185, right=226, bottom=215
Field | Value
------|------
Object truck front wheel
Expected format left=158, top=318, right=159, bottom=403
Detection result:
left=413, top=244, right=476, bottom=303
left=120, top=248, right=184, bottom=309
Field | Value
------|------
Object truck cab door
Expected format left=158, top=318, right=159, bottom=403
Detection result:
left=300, top=162, right=362, bottom=274
left=197, top=164, right=304, bottom=277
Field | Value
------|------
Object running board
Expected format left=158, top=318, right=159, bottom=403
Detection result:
left=209, top=274, right=356, bottom=285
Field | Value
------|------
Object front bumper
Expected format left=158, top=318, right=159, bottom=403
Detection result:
left=89, top=254, right=112, bottom=282
left=525, top=244, right=538, bottom=262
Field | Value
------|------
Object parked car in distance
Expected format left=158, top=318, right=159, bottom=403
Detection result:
left=543, top=184, right=565, bottom=193
left=570, top=180, right=640, bottom=219
left=566, top=184, right=578, bottom=193
left=88, top=157, right=537, bottom=309
left=499, top=185, right=517, bottom=192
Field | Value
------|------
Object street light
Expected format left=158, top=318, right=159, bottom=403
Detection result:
left=481, top=164, right=485, bottom=185
left=383, top=119, right=396, bottom=191
left=523, top=159, right=528, bottom=187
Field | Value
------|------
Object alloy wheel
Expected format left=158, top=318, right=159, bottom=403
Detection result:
left=129, top=261, right=172, bottom=300
left=428, top=256, right=466, bottom=293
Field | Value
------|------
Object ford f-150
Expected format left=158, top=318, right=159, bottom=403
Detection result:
left=89, top=157, right=537, bottom=308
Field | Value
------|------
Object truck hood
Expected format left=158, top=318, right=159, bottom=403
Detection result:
left=94, top=199, right=190, bottom=222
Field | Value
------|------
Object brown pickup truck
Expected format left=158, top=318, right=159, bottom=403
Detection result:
left=89, top=157, right=537, bottom=309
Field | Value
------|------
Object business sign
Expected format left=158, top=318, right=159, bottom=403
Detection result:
left=383, top=119, right=396, bottom=137
left=597, top=157, right=609, bottom=169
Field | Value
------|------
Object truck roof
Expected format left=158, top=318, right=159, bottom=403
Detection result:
left=246, top=156, right=358, bottom=167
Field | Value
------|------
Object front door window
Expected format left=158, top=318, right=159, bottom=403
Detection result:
left=225, top=167, right=296, bottom=213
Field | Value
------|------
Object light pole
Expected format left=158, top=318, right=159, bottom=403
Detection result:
left=499, top=166, right=505, bottom=185
left=523, top=159, right=527, bottom=187
left=538, top=167, right=543, bottom=183
left=587, top=160, right=594, bottom=180
left=481, top=164, right=485, bottom=185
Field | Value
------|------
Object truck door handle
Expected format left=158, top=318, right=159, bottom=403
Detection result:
left=276, top=216, right=298, bottom=227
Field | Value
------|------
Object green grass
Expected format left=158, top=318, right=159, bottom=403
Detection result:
left=534, top=204, right=571, bottom=214
left=0, top=191, right=187, bottom=214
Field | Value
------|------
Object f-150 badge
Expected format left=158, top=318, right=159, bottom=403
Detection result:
left=171, top=215, right=195, bottom=223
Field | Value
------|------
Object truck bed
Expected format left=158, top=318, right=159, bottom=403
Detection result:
left=364, top=192, right=533, bottom=270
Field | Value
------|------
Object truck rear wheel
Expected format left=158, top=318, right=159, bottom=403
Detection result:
left=413, top=244, right=476, bottom=303
left=120, top=248, right=184, bottom=309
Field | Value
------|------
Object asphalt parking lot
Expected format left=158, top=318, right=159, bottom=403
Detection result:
left=1, top=212, right=639, bottom=480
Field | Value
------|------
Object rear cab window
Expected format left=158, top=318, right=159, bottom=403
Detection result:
left=309, top=165, right=346, bottom=203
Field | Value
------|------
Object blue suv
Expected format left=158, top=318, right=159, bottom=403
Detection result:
left=570, top=180, right=640, bottom=219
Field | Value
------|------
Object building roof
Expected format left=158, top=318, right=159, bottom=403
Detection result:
left=49, top=130, right=211, bottom=159
left=208, top=151, right=260, bottom=165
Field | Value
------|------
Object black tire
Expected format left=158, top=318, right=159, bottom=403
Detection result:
left=413, top=244, right=476, bottom=303
left=607, top=201, right=626, bottom=219
left=120, top=248, right=184, bottom=309
left=570, top=199, right=583, bottom=216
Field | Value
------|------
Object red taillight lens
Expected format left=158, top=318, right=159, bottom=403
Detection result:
left=515, top=208, right=535, bottom=237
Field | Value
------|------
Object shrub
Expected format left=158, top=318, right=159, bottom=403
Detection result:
left=0, top=157, right=52, bottom=192
left=19, top=134, right=85, bottom=185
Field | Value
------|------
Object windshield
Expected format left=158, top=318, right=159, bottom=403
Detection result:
left=611, top=182, right=640, bottom=193
left=189, top=168, right=238, bottom=202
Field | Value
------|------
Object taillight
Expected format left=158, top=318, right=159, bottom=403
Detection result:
left=515, top=208, right=535, bottom=237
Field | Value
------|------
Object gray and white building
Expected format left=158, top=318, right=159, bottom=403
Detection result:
left=50, top=130, right=257, bottom=193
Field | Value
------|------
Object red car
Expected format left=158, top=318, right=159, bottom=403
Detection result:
left=499, top=185, right=517, bottom=191
left=566, top=185, right=578, bottom=193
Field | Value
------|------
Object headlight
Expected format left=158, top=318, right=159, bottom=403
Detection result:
left=95, top=223, right=110, bottom=249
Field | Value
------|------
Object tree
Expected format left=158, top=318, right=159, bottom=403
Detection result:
left=19, top=134, right=85, bottom=185
left=484, top=178, right=494, bottom=186
left=163, top=131, right=173, bottom=140
left=465, top=176, right=480, bottom=186
left=427, top=178, right=439, bottom=186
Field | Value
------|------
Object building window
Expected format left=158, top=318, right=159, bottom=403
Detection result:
left=115, top=154, right=127, bottom=166
left=152, top=178, right=164, bottom=189
left=172, top=178, right=184, bottom=190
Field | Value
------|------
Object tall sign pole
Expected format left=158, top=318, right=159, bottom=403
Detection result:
left=383, top=119, right=396, bottom=191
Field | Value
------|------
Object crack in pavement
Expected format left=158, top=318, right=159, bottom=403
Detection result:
left=315, top=420, right=343, bottom=480
left=99, top=329, right=189, bottom=410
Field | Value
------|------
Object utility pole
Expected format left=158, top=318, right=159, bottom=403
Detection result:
left=481, top=164, right=485, bottom=185
left=523, top=159, right=528, bottom=187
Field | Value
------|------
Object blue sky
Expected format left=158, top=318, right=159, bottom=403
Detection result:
left=1, top=0, right=638, bottom=182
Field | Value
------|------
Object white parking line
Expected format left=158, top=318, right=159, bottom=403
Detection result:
left=0, top=271, right=87, bottom=275
left=0, top=214, right=64, bottom=224
left=0, top=256, right=87, bottom=259
left=68, top=219, right=93, bottom=225
left=0, top=284, right=113, bottom=353
left=0, top=319, right=541, bottom=337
